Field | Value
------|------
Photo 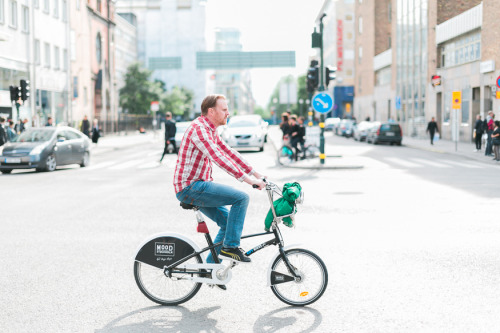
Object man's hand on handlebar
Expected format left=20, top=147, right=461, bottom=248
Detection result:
left=244, top=175, right=265, bottom=190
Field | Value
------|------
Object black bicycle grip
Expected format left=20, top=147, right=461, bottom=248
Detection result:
left=252, top=184, right=259, bottom=188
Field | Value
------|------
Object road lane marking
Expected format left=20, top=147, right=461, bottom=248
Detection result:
left=411, top=158, right=451, bottom=168
left=84, top=161, right=117, bottom=170
left=384, top=157, right=421, bottom=168
left=440, top=160, right=482, bottom=169
left=108, top=160, right=144, bottom=170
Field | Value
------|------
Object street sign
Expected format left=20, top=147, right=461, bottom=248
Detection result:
left=496, top=76, right=500, bottom=89
left=452, top=91, right=461, bottom=109
left=312, top=92, right=333, bottom=113
left=150, top=101, right=159, bottom=112
left=395, top=96, right=401, bottom=110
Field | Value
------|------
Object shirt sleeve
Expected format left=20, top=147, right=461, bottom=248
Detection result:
left=191, top=125, right=248, bottom=181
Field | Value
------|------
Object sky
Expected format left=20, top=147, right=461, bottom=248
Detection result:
left=205, top=0, right=325, bottom=108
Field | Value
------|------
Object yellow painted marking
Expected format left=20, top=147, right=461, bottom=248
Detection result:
left=300, top=291, right=309, bottom=297
left=319, top=122, right=324, bottom=128
left=319, top=154, right=326, bottom=159
left=308, top=122, right=313, bottom=127
left=308, top=111, right=313, bottom=116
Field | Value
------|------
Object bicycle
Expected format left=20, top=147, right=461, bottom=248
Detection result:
left=277, top=142, right=320, bottom=165
left=133, top=179, right=328, bottom=306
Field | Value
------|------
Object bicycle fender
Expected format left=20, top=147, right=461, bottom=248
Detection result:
left=266, top=243, right=303, bottom=287
left=134, top=232, right=203, bottom=269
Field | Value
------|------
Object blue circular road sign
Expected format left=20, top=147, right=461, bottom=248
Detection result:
left=312, top=92, right=333, bottom=113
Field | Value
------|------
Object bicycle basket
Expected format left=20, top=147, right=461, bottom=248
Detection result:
left=264, top=182, right=302, bottom=231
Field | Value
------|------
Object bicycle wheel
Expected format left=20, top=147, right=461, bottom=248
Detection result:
left=134, top=249, right=203, bottom=306
left=277, top=145, right=295, bottom=165
left=270, top=248, right=328, bottom=306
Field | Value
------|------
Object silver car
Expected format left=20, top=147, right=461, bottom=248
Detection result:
left=220, top=115, right=268, bottom=151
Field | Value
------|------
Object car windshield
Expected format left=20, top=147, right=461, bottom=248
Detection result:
left=228, top=119, right=259, bottom=128
left=14, top=129, right=55, bottom=143
left=381, top=124, right=400, bottom=131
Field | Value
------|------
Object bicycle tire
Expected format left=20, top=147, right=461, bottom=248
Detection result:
left=134, top=243, right=203, bottom=306
left=277, top=145, right=295, bottom=165
left=270, top=248, right=328, bottom=306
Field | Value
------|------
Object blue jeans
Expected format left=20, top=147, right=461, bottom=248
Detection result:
left=176, top=181, right=250, bottom=263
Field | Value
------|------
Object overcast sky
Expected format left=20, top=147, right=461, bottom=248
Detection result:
left=205, top=0, right=324, bottom=108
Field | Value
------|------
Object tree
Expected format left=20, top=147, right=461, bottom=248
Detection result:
left=254, top=105, right=270, bottom=119
left=161, top=86, right=194, bottom=119
left=119, top=63, right=162, bottom=114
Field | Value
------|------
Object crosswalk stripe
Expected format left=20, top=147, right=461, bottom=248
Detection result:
left=108, top=160, right=144, bottom=170
left=84, top=161, right=117, bottom=170
left=440, top=160, right=482, bottom=169
left=138, top=161, right=162, bottom=169
left=384, top=157, right=421, bottom=168
left=411, top=158, right=450, bottom=168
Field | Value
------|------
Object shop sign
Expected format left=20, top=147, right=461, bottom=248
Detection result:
left=431, top=75, right=441, bottom=87
left=480, top=60, right=495, bottom=73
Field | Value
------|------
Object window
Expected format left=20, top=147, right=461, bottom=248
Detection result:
left=96, top=0, right=101, bottom=12
left=358, top=16, right=363, bottom=34
left=62, top=0, right=66, bottom=21
left=33, top=0, right=39, bottom=8
left=45, top=42, right=51, bottom=68
left=0, top=0, right=4, bottom=24
left=177, top=0, right=191, bottom=9
left=76, top=0, right=79, bottom=10
left=44, top=0, right=49, bottom=13
left=96, top=33, right=102, bottom=64
left=53, top=0, right=58, bottom=17
left=70, top=30, right=76, bottom=61
left=9, top=0, right=17, bottom=29
left=21, top=5, right=28, bottom=32
left=35, top=40, right=41, bottom=65
left=358, top=46, right=362, bottom=64
left=83, top=87, right=88, bottom=106
left=63, top=49, right=67, bottom=70
left=388, top=1, right=392, bottom=22
left=54, top=46, right=60, bottom=69
left=440, top=31, right=481, bottom=68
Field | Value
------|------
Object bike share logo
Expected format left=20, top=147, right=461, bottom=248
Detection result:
left=155, top=242, right=175, bottom=256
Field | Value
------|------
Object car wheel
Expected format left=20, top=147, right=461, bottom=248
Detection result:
left=1, top=169, right=12, bottom=174
left=397, top=141, right=402, bottom=146
left=264, top=135, right=267, bottom=143
left=373, top=140, right=378, bottom=145
left=80, top=152, right=90, bottom=167
left=259, top=145, right=264, bottom=152
left=44, top=154, right=57, bottom=172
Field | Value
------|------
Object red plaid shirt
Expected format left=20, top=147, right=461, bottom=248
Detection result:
left=173, top=116, right=254, bottom=193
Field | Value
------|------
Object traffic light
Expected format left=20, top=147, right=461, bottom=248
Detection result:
left=20, top=79, right=30, bottom=101
left=325, top=66, right=336, bottom=87
left=307, top=66, right=319, bottom=93
left=9, top=86, right=19, bottom=102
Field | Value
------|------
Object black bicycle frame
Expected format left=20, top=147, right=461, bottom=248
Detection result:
left=164, top=225, right=298, bottom=278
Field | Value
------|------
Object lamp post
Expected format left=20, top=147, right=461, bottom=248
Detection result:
left=299, top=98, right=304, bottom=117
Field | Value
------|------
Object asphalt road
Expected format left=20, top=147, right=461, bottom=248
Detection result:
left=1, top=133, right=500, bottom=332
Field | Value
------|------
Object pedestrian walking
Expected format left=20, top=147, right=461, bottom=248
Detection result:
left=289, top=116, right=301, bottom=161
left=474, top=114, right=484, bottom=152
left=45, top=117, right=53, bottom=127
left=0, top=117, right=7, bottom=146
left=81, top=115, right=90, bottom=137
left=485, top=111, right=495, bottom=156
left=160, top=112, right=177, bottom=162
left=7, top=121, right=17, bottom=142
left=297, top=116, right=306, bottom=160
left=91, top=119, right=100, bottom=144
left=492, top=120, right=500, bottom=161
left=279, top=113, right=291, bottom=141
left=426, top=117, right=439, bottom=145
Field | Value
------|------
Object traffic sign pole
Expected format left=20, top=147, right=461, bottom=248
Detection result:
left=318, top=14, right=327, bottom=165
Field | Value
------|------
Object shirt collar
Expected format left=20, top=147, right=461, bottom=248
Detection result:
left=200, top=115, right=217, bottom=132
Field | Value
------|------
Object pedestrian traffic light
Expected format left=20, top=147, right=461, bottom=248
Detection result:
left=9, top=86, right=19, bottom=102
left=307, top=66, right=319, bottom=93
left=325, top=66, right=336, bottom=86
left=20, top=79, right=30, bottom=101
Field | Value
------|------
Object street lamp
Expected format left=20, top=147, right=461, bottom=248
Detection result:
left=299, top=98, right=304, bottom=117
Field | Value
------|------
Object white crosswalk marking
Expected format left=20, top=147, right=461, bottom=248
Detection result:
left=440, top=160, right=482, bottom=169
left=138, top=161, right=162, bottom=169
left=108, top=160, right=144, bottom=170
left=384, top=157, right=421, bottom=168
left=84, top=161, right=117, bottom=170
left=411, top=158, right=450, bottom=168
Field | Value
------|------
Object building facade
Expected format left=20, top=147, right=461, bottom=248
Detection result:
left=116, top=0, right=207, bottom=115
left=0, top=0, right=71, bottom=127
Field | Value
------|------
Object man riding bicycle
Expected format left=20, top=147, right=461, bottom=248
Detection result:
left=173, top=94, right=266, bottom=266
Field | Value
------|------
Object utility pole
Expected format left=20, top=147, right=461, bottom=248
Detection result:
left=318, top=13, right=327, bottom=165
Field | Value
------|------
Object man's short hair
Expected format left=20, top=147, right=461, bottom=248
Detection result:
left=0, top=117, right=4, bottom=123
left=166, top=112, right=172, bottom=118
left=290, top=115, right=297, bottom=120
left=201, top=94, right=226, bottom=115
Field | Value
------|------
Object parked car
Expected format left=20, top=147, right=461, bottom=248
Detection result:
left=352, top=121, right=372, bottom=141
left=337, top=119, right=356, bottom=137
left=0, top=127, right=91, bottom=174
left=324, top=117, right=340, bottom=131
left=174, top=121, right=192, bottom=148
left=221, top=115, right=268, bottom=151
left=366, top=122, right=402, bottom=145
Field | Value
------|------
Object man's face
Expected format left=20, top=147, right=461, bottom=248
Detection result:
left=211, top=99, right=229, bottom=127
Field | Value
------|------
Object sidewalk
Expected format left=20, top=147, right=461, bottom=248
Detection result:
left=268, top=126, right=364, bottom=170
left=90, top=131, right=160, bottom=156
left=402, top=135, right=496, bottom=164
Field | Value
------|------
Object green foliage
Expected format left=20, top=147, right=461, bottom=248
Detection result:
left=119, top=63, right=161, bottom=114
left=267, top=74, right=310, bottom=118
left=161, top=86, right=194, bottom=118
left=254, top=105, right=271, bottom=119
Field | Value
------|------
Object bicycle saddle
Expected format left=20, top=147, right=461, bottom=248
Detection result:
left=180, top=202, right=198, bottom=210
